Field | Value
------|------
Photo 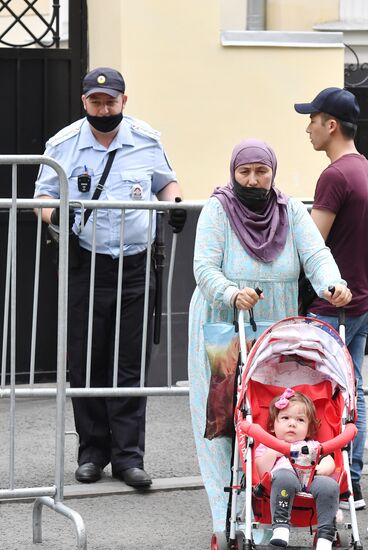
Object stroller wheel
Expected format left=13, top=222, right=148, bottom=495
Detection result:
left=211, top=531, right=228, bottom=550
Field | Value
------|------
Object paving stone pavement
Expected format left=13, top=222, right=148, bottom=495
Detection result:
left=0, top=358, right=367, bottom=549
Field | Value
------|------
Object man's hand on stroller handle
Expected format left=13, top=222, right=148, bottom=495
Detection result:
left=232, top=287, right=264, bottom=310
left=323, top=283, right=352, bottom=307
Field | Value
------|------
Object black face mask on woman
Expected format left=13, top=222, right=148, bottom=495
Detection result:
left=86, top=112, right=123, bottom=133
left=233, top=181, right=270, bottom=212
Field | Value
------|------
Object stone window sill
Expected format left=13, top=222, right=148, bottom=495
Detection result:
left=221, top=30, right=344, bottom=48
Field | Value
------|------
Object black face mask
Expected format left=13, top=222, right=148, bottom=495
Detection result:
left=233, top=181, right=270, bottom=212
left=86, top=112, right=123, bottom=133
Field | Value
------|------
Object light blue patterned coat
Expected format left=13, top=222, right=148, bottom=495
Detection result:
left=188, top=196, right=345, bottom=532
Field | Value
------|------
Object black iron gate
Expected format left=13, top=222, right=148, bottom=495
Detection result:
left=0, top=0, right=88, bottom=381
left=0, top=0, right=87, bottom=191
left=345, top=46, right=368, bottom=160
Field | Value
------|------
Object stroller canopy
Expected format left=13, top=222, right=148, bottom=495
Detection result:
left=240, top=316, right=355, bottom=417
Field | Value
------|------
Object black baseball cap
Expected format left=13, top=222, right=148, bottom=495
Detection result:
left=82, top=67, right=125, bottom=98
left=294, top=87, right=360, bottom=124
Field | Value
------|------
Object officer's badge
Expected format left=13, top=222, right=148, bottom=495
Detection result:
left=97, top=75, right=106, bottom=84
left=131, top=183, right=143, bottom=200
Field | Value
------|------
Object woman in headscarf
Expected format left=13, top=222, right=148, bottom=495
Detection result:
left=188, top=139, right=351, bottom=534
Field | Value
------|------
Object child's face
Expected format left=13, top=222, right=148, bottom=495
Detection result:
left=273, top=401, right=309, bottom=443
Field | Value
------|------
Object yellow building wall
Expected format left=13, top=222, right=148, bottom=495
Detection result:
left=87, top=0, right=344, bottom=200
left=87, top=0, right=123, bottom=68
left=267, top=0, right=339, bottom=31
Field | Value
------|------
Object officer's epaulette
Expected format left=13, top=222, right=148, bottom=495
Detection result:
left=126, top=116, right=161, bottom=142
left=47, top=118, right=84, bottom=147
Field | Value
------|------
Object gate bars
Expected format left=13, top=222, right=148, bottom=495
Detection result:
left=0, top=155, right=198, bottom=549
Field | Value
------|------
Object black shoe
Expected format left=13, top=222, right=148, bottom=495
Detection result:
left=340, top=481, right=366, bottom=510
left=114, top=467, right=152, bottom=488
left=75, top=462, right=102, bottom=483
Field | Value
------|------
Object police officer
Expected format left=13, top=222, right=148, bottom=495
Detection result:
left=34, top=67, right=186, bottom=487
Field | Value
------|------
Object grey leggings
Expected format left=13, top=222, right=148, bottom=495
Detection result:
left=271, top=468, right=339, bottom=542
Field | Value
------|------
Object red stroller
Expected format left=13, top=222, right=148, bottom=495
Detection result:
left=212, top=311, right=362, bottom=550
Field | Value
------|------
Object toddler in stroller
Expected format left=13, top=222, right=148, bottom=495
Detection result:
left=255, top=388, right=339, bottom=549
left=224, top=314, right=363, bottom=550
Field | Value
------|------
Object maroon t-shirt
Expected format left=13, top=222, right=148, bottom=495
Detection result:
left=310, top=153, right=368, bottom=317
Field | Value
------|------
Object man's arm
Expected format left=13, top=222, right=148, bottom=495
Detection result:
left=311, top=207, right=336, bottom=241
left=311, top=206, right=351, bottom=305
left=156, top=181, right=183, bottom=201
left=33, top=194, right=55, bottom=224
left=156, top=181, right=186, bottom=234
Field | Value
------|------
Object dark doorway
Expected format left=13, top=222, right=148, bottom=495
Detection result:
left=345, top=61, right=368, bottom=159
left=0, top=0, right=88, bottom=382
left=348, top=84, right=368, bottom=160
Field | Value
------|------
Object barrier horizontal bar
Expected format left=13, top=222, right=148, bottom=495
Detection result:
left=0, top=155, right=56, bottom=164
left=1, top=385, right=366, bottom=398
left=0, top=198, right=206, bottom=210
left=0, top=386, right=190, bottom=398
left=0, top=486, right=56, bottom=499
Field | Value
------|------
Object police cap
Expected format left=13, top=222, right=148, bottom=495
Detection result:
left=83, top=67, right=125, bottom=98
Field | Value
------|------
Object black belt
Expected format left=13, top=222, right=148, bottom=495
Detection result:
left=79, top=247, right=147, bottom=263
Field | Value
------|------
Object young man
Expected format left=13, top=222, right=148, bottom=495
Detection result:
left=35, top=67, right=186, bottom=487
left=295, top=87, right=368, bottom=510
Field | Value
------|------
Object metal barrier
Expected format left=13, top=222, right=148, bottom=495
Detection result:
left=0, top=154, right=202, bottom=549
left=0, top=155, right=85, bottom=548
left=0, top=157, right=366, bottom=549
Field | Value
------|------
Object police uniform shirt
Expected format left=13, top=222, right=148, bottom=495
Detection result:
left=34, top=115, right=177, bottom=257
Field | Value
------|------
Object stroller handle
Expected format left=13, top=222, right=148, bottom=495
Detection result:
left=328, top=286, right=346, bottom=327
left=320, top=422, right=357, bottom=454
left=239, top=420, right=357, bottom=456
left=239, top=420, right=290, bottom=455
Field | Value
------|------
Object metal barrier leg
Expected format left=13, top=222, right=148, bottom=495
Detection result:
left=33, top=496, right=87, bottom=549
left=32, top=497, right=44, bottom=543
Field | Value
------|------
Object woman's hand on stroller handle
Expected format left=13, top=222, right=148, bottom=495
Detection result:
left=233, top=287, right=264, bottom=310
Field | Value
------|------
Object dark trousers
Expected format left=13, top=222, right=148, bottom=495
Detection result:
left=67, top=248, right=155, bottom=472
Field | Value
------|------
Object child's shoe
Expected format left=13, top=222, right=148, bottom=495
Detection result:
left=270, top=527, right=289, bottom=547
left=316, top=537, right=332, bottom=550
